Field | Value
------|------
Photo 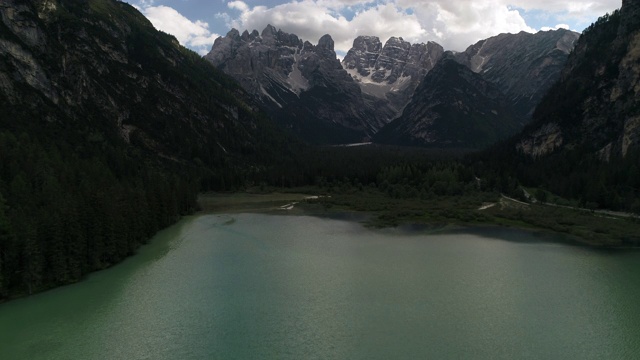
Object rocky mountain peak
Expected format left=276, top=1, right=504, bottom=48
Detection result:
left=341, top=35, right=444, bottom=123
left=517, top=0, right=640, bottom=160
left=381, top=37, right=411, bottom=58
left=226, top=28, right=241, bottom=40
left=352, top=36, right=382, bottom=53
left=454, top=29, right=580, bottom=119
left=373, top=37, right=411, bottom=81
left=261, top=24, right=278, bottom=38
left=374, top=58, right=521, bottom=148
left=205, top=24, right=576, bottom=146
left=240, top=29, right=260, bottom=42
left=314, top=34, right=337, bottom=60
left=206, top=24, right=304, bottom=94
left=342, top=36, right=381, bottom=77
left=317, top=34, right=334, bottom=51
left=385, top=36, right=408, bottom=47
left=254, top=24, right=302, bottom=47
left=343, top=36, right=443, bottom=86
left=205, top=24, right=380, bottom=143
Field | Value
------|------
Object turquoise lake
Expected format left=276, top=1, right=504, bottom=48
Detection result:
left=1, top=213, right=639, bottom=359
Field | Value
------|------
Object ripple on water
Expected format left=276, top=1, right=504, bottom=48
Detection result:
left=0, top=213, right=639, bottom=360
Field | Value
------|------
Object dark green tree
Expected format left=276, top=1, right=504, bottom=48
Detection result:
left=0, top=192, right=13, bottom=297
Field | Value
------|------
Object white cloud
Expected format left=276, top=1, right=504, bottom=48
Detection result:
left=228, top=1, right=250, bottom=13
left=404, top=1, right=536, bottom=51
left=136, top=0, right=155, bottom=7
left=540, top=23, right=571, bottom=32
left=223, top=1, right=429, bottom=52
left=129, top=0, right=620, bottom=56
left=221, top=0, right=619, bottom=53
left=223, top=0, right=535, bottom=53
left=225, top=1, right=351, bottom=46
left=505, top=0, right=620, bottom=30
left=136, top=4, right=220, bottom=55
left=506, top=0, right=619, bottom=15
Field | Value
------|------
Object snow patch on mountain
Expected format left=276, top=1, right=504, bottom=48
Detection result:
left=287, top=46, right=310, bottom=95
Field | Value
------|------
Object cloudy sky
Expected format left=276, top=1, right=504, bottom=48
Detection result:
left=128, top=0, right=621, bottom=57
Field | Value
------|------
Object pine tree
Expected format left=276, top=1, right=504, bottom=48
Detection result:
left=0, top=192, right=13, bottom=297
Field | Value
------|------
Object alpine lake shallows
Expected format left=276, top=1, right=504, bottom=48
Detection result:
left=1, top=195, right=639, bottom=360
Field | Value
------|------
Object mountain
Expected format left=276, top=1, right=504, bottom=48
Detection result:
left=374, top=58, right=521, bottom=148
left=372, top=29, right=578, bottom=149
left=479, top=0, right=640, bottom=211
left=205, top=26, right=377, bottom=144
left=0, top=0, right=294, bottom=299
left=0, top=0, right=288, bottom=168
left=342, top=36, right=444, bottom=119
left=517, top=0, right=640, bottom=160
left=454, top=29, right=580, bottom=119
left=205, top=27, right=576, bottom=146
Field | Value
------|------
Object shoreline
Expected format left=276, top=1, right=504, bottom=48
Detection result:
left=197, top=191, right=640, bottom=249
left=3, top=190, right=634, bottom=305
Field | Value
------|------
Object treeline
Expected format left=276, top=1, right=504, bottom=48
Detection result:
left=582, top=9, right=620, bottom=37
left=468, top=3, right=640, bottom=213
left=204, top=144, right=472, bottom=192
left=310, top=152, right=522, bottom=202
left=0, top=0, right=300, bottom=300
left=202, top=142, right=524, bottom=202
left=246, top=140, right=639, bottom=214
left=512, top=149, right=640, bottom=211
left=470, top=140, right=640, bottom=212
left=0, top=131, right=198, bottom=299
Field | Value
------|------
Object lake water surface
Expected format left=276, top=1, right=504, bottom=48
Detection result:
left=1, top=213, right=639, bottom=359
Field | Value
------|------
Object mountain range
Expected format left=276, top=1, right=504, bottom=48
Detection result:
left=206, top=24, right=579, bottom=147
left=517, top=0, right=640, bottom=160
left=205, top=26, right=379, bottom=144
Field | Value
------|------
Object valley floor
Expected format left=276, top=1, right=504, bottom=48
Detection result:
left=198, top=189, right=640, bottom=248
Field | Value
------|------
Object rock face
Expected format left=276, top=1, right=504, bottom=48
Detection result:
left=0, top=0, right=272, bottom=163
left=205, top=26, right=377, bottom=144
left=516, top=0, right=640, bottom=159
left=205, top=26, right=306, bottom=104
left=341, top=30, right=574, bottom=146
left=454, top=29, right=580, bottom=119
left=204, top=26, right=579, bottom=147
left=342, top=36, right=444, bottom=117
left=374, top=58, right=521, bottom=149
left=0, top=0, right=304, bottom=300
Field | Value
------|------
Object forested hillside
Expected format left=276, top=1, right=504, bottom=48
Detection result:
left=2, top=0, right=640, bottom=301
left=477, top=0, right=640, bottom=212
left=0, top=0, right=298, bottom=299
